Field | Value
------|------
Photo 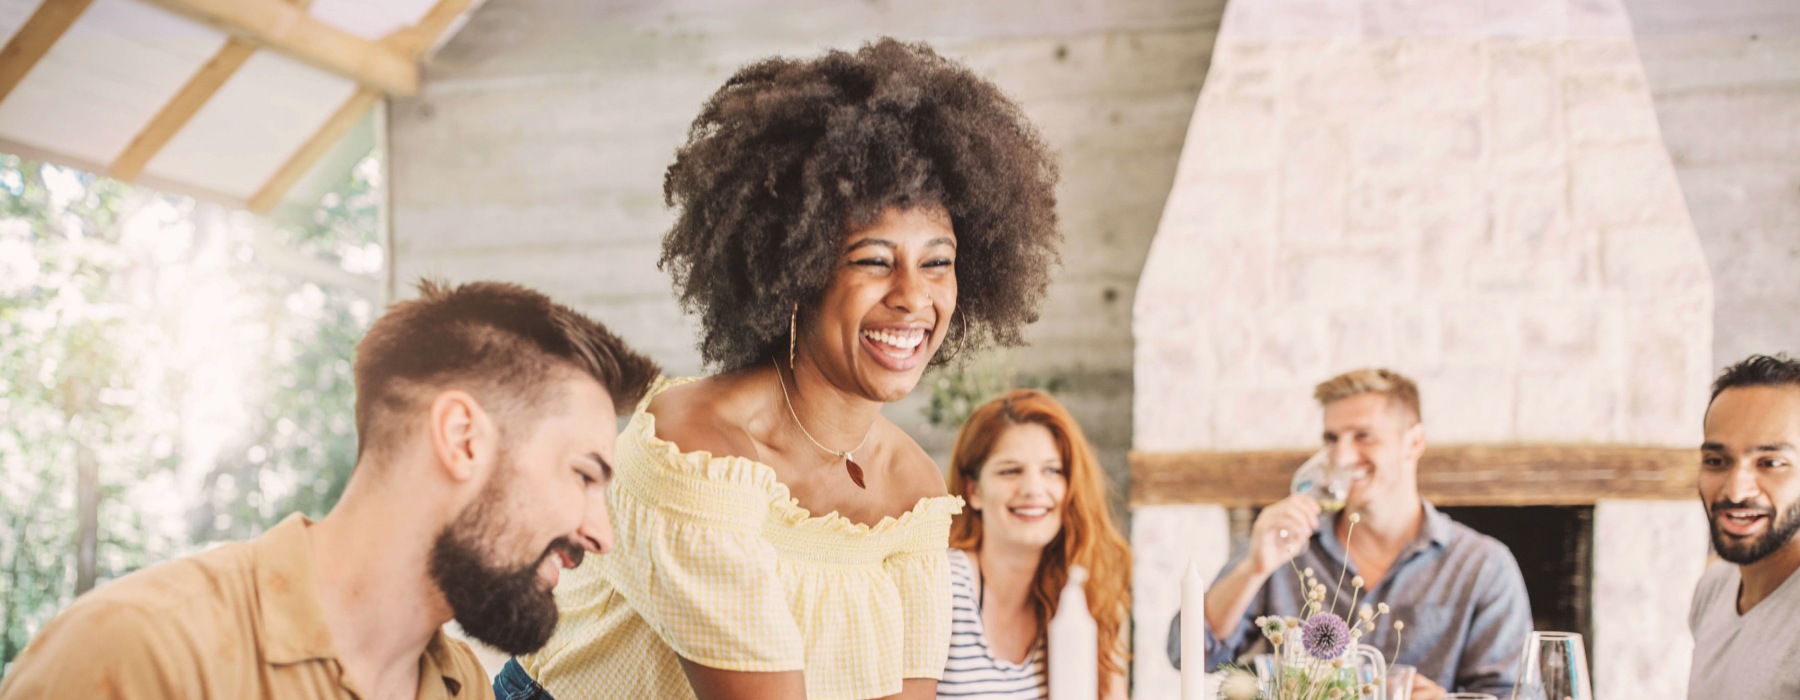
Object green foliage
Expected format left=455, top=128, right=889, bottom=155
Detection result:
left=0, top=153, right=379, bottom=673
left=0, top=156, right=158, bottom=665
left=921, top=352, right=1068, bottom=431
left=186, top=159, right=379, bottom=543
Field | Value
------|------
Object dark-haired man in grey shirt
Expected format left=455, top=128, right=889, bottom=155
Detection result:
left=1688, top=354, right=1800, bottom=699
left=1167, top=368, right=1531, bottom=700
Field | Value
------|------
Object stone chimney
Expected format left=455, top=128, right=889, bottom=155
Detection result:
left=1129, top=0, right=1712, bottom=697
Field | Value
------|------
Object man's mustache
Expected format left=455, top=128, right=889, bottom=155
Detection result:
left=540, top=537, right=586, bottom=570
left=1709, top=498, right=1776, bottom=518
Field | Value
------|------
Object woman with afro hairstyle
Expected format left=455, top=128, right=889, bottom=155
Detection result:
left=500, top=38, right=1061, bottom=700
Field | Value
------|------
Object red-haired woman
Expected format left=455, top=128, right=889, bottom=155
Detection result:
left=939, top=389, right=1132, bottom=699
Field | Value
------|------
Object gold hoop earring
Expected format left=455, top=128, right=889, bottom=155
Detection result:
left=937, top=311, right=970, bottom=364
left=788, top=303, right=799, bottom=369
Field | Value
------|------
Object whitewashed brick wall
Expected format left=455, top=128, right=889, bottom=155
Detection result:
left=1133, top=0, right=1712, bottom=455
left=1592, top=500, right=1710, bottom=699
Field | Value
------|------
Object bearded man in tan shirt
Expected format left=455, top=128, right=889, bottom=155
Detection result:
left=0, top=280, right=658, bottom=700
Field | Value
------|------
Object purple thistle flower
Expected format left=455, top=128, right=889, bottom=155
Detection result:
left=1301, top=613, right=1351, bottom=660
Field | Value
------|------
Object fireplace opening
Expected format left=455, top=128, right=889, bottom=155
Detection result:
left=1439, top=506, right=1594, bottom=644
left=1228, top=504, right=1595, bottom=643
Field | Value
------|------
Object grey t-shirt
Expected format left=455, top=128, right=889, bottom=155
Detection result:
left=1688, top=560, right=1800, bottom=699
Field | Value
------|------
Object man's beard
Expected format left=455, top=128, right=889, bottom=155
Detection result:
left=1709, top=495, right=1800, bottom=565
left=428, top=468, right=587, bottom=656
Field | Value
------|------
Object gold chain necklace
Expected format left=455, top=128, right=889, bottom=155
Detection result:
left=773, top=357, right=873, bottom=489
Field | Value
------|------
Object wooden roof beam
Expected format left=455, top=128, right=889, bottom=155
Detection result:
left=0, top=0, right=97, bottom=106
left=247, top=0, right=473, bottom=213
left=109, top=39, right=256, bottom=181
left=247, top=86, right=379, bottom=213
left=384, top=0, right=474, bottom=56
left=137, top=0, right=420, bottom=96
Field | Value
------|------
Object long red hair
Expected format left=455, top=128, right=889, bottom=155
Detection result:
left=947, top=388, right=1132, bottom=686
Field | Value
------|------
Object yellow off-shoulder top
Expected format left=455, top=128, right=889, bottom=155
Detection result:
left=521, top=377, right=964, bottom=700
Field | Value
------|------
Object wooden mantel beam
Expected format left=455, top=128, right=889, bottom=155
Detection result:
left=137, top=0, right=420, bottom=96
left=1131, top=444, right=1698, bottom=508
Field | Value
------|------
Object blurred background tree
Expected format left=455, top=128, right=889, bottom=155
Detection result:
left=0, top=153, right=380, bottom=673
left=922, top=352, right=1069, bottom=433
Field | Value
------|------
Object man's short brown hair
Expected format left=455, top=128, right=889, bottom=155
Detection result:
left=1313, top=368, right=1422, bottom=424
left=352, top=279, right=659, bottom=458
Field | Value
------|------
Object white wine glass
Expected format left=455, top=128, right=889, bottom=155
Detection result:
left=1289, top=449, right=1362, bottom=513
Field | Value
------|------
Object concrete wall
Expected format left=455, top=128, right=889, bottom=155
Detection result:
left=389, top=0, right=1226, bottom=494
left=1626, top=0, right=1800, bottom=370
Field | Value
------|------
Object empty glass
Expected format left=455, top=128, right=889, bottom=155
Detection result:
left=1509, top=631, right=1593, bottom=700
left=1252, top=653, right=1279, bottom=696
left=1387, top=664, right=1417, bottom=700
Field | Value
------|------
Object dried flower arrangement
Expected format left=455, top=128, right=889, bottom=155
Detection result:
left=1219, top=513, right=1404, bottom=700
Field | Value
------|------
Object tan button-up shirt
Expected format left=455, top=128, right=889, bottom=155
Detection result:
left=0, top=514, right=492, bottom=700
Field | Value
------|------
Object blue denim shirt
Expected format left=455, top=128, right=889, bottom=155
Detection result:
left=494, top=658, right=556, bottom=700
left=1167, top=501, right=1532, bottom=696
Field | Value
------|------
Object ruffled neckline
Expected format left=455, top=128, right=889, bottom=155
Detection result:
left=630, top=376, right=963, bottom=537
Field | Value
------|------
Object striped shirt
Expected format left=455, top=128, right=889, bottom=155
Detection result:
left=937, top=548, right=1048, bottom=700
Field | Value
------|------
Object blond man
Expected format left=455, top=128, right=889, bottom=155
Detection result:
left=1168, top=369, right=1531, bottom=700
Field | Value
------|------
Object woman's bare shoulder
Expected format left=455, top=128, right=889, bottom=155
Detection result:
left=881, top=420, right=949, bottom=504
left=645, top=375, right=759, bottom=461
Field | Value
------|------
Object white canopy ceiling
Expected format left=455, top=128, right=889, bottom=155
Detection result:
left=0, top=0, right=480, bottom=212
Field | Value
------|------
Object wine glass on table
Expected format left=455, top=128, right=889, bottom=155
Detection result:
left=1509, top=632, right=1592, bottom=700
left=1387, top=664, right=1417, bottom=700
left=1251, top=653, right=1279, bottom=697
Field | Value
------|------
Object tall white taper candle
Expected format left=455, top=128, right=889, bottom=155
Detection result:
left=1049, top=565, right=1097, bottom=699
left=1181, top=560, right=1206, bottom=700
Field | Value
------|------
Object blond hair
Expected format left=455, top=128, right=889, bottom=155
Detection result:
left=1313, top=368, right=1421, bottom=424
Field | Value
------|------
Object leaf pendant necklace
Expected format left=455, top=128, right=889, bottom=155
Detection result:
left=775, top=357, right=874, bottom=489
left=845, top=457, right=866, bottom=489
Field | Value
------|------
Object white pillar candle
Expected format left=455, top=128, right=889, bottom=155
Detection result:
left=1181, top=560, right=1206, bottom=700
left=1049, top=565, right=1098, bottom=699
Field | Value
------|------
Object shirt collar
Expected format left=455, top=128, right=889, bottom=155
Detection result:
left=420, top=636, right=468, bottom=698
left=250, top=513, right=469, bottom=697
left=251, top=513, right=338, bottom=665
left=1418, top=499, right=1453, bottom=548
left=1314, top=498, right=1452, bottom=563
